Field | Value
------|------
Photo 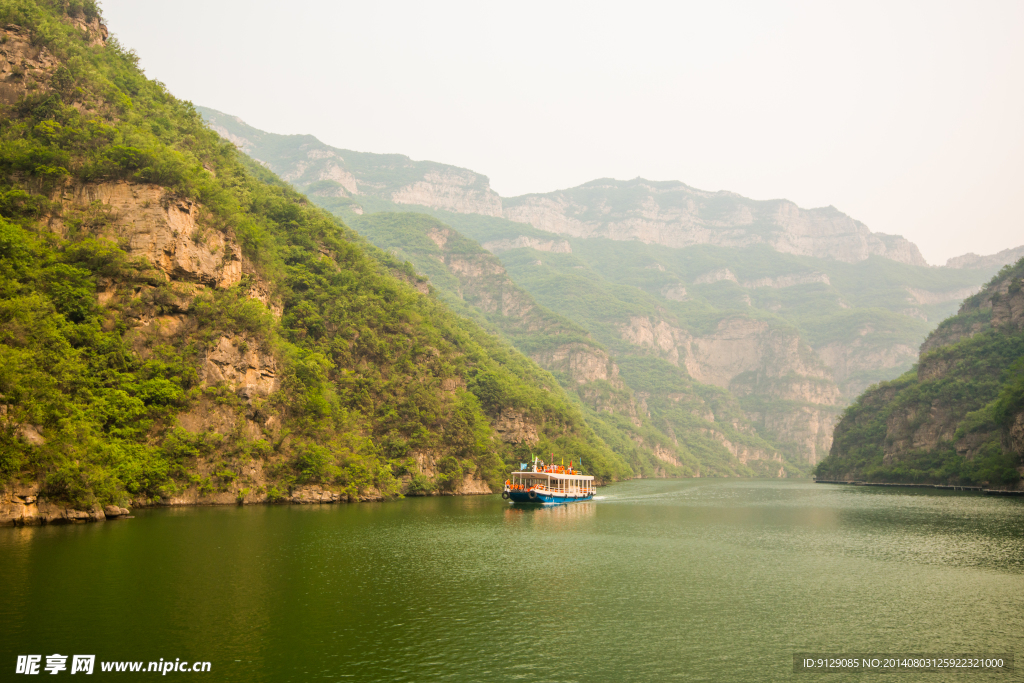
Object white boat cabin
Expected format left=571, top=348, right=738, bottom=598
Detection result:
left=507, top=468, right=595, bottom=497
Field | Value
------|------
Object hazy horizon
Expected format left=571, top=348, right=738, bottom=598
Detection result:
left=101, top=0, right=1023, bottom=265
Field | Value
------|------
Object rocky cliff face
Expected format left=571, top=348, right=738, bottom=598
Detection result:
left=1009, top=412, right=1024, bottom=457
left=0, top=28, right=54, bottom=103
left=946, top=245, right=1024, bottom=270
left=742, top=272, right=831, bottom=289
left=433, top=233, right=795, bottom=475
left=482, top=235, right=572, bottom=254
left=620, top=315, right=840, bottom=404
left=894, top=267, right=1024, bottom=467
left=532, top=343, right=617, bottom=385
left=96, top=186, right=498, bottom=499
left=0, top=16, right=107, bottom=106
left=618, top=315, right=839, bottom=464
left=815, top=338, right=918, bottom=399
left=53, top=182, right=244, bottom=288
left=502, top=179, right=927, bottom=266
left=905, top=286, right=981, bottom=306
left=391, top=169, right=503, bottom=217
left=389, top=222, right=623, bottom=387
left=491, top=408, right=540, bottom=445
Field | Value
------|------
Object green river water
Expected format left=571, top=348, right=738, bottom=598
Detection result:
left=2, top=479, right=1022, bottom=682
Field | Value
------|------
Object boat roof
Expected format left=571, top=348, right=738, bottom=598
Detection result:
left=512, top=471, right=594, bottom=481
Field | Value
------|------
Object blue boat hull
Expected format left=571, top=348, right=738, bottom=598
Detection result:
left=507, top=490, right=594, bottom=505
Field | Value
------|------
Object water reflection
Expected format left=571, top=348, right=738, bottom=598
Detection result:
left=503, top=501, right=597, bottom=528
left=1, top=481, right=1021, bottom=683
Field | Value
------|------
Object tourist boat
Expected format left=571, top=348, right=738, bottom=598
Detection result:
left=502, top=459, right=594, bottom=504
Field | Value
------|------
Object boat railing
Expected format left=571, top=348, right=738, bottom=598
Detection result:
left=528, top=484, right=592, bottom=495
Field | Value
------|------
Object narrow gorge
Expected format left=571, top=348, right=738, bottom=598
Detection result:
left=200, top=107, right=1019, bottom=479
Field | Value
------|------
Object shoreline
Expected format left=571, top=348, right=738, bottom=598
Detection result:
left=0, top=481, right=498, bottom=528
left=3, top=469, right=627, bottom=527
left=18, top=477, right=1017, bottom=528
left=814, top=480, right=1024, bottom=495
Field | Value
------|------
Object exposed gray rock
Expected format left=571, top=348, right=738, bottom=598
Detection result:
left=502, top=179, right=928, bottom=266
left=945, top=245, right=1024, bottom=270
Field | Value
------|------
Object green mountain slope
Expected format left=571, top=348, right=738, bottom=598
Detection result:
left=815, top=259, right=1024, bottom=487
left=0, top=0, right=631, bottom=524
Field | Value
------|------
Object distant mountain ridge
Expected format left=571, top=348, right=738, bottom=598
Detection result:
left=502, top=179, right=927, bottom=266
left=201, top=110, right=504, bottom=216
left=200, top=108, right=968, bottom=268
left=946, top=245, right=1024, bottom=270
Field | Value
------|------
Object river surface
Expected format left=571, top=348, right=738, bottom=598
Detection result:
left=2, top=479, right=1022, bottom=681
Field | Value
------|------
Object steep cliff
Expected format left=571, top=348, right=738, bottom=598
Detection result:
left=618, top=315, right=841, bottom=464
left=0, top=1, right=632, bottom=526
left=816, top=258, right=1024, bottom=487
left=501, top=179, right=927, bottom=266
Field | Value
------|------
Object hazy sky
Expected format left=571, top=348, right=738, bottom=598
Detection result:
left=101, top=0, right=1022, bottom=265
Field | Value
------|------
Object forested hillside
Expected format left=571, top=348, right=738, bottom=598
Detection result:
left=0, top=0, right=632, bottom=525
left=815, top=258, right=1024, bottom=487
